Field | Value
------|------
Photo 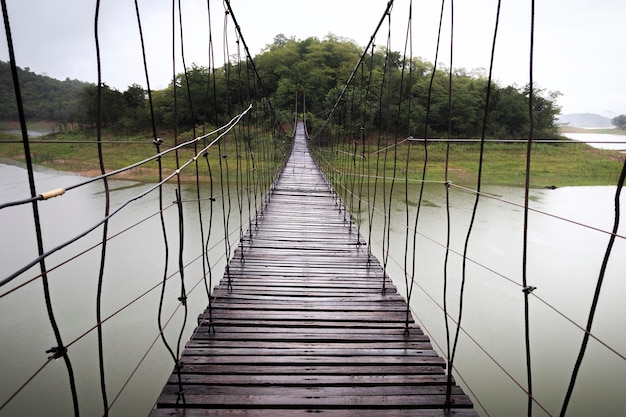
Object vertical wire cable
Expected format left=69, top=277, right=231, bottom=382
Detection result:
left=448, top=0, right=502, bottom=406
left=380, top=10, right=393, bottom=294
left=177, top=0, right=195, bottom=329
left=348, top=83, right=359, bottom=232
left=133, top=0, right=177, bottom=365
left=401, top=0, right=416, bottom=333
left=356, top=62, right=366, bottom=242
left=233, top=29, right=245, bottom=258
left=171, top=0, right=186, bottom=405
left=220, top=5, right=233, bottom=290
left=246, top=60, right=255, bottom=232
left=0, top=1, right=79, bottom=415
left=93, top=0, right=110, bottom=414
left=443, top=0, right=455, bottom=407
left=243, top=61, right=253, bottom=241
left=360, top=46, right=376, bottom=252
left=134, top=0, right=159, bottom=144
left=522, top=0, right=536, bottom=415
left=177, top=0, right=210, bottom=328
left=558, top=139, right=626, bottom=415
left=366, top=43, right=377, bottom=261
left=203, top=0, right=216, bottom=329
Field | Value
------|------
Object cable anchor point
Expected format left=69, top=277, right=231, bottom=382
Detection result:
left=522, top=285, right=537, bottom=294
left=46, top=345, right=67, bottom=360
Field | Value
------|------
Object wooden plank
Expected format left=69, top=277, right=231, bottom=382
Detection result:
left=173, top=364, right=446, bottom=376
left=184, top=341, right=434, bottom=350
left=150, top=409, right=480, bottom=417
left=158, top=382, right=463, bottom=397
left=155, top=393, right=474, bottom=408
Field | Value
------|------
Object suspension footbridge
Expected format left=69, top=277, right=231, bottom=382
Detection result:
left=2, top=0, right=626, bottom=416
left=146, top=122, right=477, bottom=415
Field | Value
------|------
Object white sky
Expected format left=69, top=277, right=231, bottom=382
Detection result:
left=0, top=0, right=624, bottom=117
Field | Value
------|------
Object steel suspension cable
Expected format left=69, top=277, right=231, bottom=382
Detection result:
left=397, top=0, right=416, bottom=334
left=443, top=0, right=455, bottom=409
left=0, top=2, right=80, bottom=416
left=522, top=1, right=536, bottom=415
left=559, top=159, right=626, bottom=416
left=380, top=10, right=393, bottom=294
left=343, top=174, right=626, bottom=364
left=93, top=0, right=111, bottom=413
left=448, top=0, right=502, bottom=407
left=220, top=6, right=234, bottom=290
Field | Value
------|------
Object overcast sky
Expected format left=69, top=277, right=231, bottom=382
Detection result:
left=0, top=0, right=624, bottom=116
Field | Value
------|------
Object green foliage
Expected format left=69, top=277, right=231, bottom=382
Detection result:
left=0, top=61, right=88, bottom=126
left=1, top=34, right=563, bottom=141
left=253, top=36, right=562, bottom=140
left=611, top=114, right=626, bottom=129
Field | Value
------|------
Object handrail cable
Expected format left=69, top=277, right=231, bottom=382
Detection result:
left=3, top=137, right=625, bottom=146
left=0, top=118, right=243, bottom=212
left=0, top=220, right=237, bottom=413
left=0, top=203, right=175, bottom=300
left=314, top=150, right=626, bottom=241
left=0, top=107, right=252, bottom=288
left=341, top=178, right=626, bottom=363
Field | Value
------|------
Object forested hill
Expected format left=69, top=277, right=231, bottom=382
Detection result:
left=254, top=35, right=562, bottom=139
left=0, top=61, right=90, bottom=125
left=0, top=35, right=563, bottom=139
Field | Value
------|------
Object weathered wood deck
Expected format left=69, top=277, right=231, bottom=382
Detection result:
left=149, top=123, right=478, bottom=416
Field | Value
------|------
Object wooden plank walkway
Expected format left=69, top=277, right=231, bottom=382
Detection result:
left=149, top=122, right=478, bottom=416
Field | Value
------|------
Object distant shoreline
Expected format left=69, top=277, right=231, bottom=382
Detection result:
left=559, top=125, right=626, bottom=135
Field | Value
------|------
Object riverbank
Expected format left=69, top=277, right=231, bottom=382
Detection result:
left=1, top=129, right=625, bottom=187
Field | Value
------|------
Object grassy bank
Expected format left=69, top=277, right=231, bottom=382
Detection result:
left=1, top=129, right=625, bottom=187
left=314, top=139, right=625, bottom=188
left=0, top=129, right=286, bottom=183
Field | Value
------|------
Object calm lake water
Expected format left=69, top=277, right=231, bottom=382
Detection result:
left=1, top=161, right=625, bottom=416
left=562, top=131, right=626, bottom=151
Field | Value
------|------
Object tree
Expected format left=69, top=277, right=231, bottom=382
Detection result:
left=612, top=114, right=626, bottom=129
left=77, top=83, right=126, bottom=128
